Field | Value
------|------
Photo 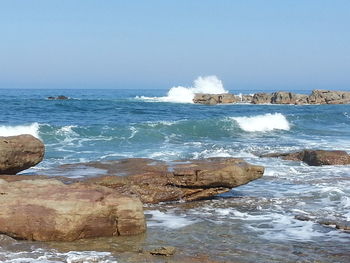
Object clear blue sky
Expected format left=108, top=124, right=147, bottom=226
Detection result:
left=0, top=0, right=349, bottom=90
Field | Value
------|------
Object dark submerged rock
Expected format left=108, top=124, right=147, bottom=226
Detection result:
left=47, top=95, right=69, bottom=100
left=148, top=246, right=176, bottom=256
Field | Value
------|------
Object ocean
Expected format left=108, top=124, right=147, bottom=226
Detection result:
left=0, top=86, right=349, bottom=262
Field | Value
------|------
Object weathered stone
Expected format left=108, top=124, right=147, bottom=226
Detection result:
left=0, top=135, right=44, bottom=174
left=271, top=92, right=309, bottom=105
left=308, top=90, right=350, bottom=104
left=57, top=157, right=264, bottom=204
left=261, top=150, right=350, bottom=166
left=0, top=179, right=146, bottom=241
left=241, top=94, right=253, bottom=103
left=251, top=93, right=272, bottom=104
left=193, top=90, right=350, bottom=105
left=193, top=94, right=236, bottom=105
left=149, top=246, right=176, bottom=256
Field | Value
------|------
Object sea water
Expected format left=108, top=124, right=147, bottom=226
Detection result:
left=0, top=81, right=349, bottom=262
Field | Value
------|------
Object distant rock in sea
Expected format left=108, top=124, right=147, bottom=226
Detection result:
left=47, top=95, right=69, bottom=100
left=193, top=90, right=350, bottom=105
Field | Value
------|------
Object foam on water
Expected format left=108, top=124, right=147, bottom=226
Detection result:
left=145, top=210, right=198, bottom=229
left=137, top=75, right=227, bottom=103
left=232, top=113, right=290, bottom=132
left=0, top=123, right=40, bottom=138
left=0, top=249, right=117, bottom=263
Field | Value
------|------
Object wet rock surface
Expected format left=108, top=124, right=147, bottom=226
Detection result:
left=261, top=149, right=350, bottom=166
left=57, top=157, right=264, bottom=204
left=0, top=135, right=45, bottom=174
left=0, top=178, right=146, bottom=241
left=294, top=215, right=350, bottom=232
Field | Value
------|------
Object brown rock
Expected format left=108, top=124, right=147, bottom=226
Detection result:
left=0, top=179, right=146, bottom=241
left=308, top=90, right=350, bottom=104
left=261, top=150, right=350, bottom=166
left=149, top=246, right=176, bottom=256
left=58, top=157, right=264, bottom=204
left=271, top=92, right=308, bottom=105
left=251, top=93, right=272, bottom=104
left=0, top=135, right=45, bottom=174
left=193, top=94, right=236, bottom=105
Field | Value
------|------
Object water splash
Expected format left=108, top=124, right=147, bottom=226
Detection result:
left=137, top=75, right=227, bottom=103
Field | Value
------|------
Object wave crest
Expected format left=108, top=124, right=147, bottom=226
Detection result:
left=0, top=123, right=40, bottom=138
left=232, top=113, right=290, bottom=132
left=137, top=75, right=227, bottom=103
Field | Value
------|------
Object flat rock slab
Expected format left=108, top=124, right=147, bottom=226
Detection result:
left=0, top=135, right=44, bottom=174
left=261, top=150, right=350, bottom=166
left=56, top=157, right=264, bottom=204
left=0, top=179, right=146, bottom=241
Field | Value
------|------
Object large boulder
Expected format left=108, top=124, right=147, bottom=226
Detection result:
left=261, top=150, right=350, bottom=166
left=193, top=94, right=236, bottom=105
left=251, top=93, right=272, bottom=104
left=57, top=158, right=264, bottom=204
left=0, top=135, right=44, bottom=174
left=308, top=90, right=350, bottom=104
left=271, top=92, right=308, bottom=105
left=0, top=178, right=146, bottom=241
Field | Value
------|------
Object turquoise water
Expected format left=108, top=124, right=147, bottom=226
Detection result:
left=0, top=88, right=349, bottom=262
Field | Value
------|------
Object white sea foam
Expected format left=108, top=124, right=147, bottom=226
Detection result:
left=146, top=210, right=198, bottom=229
left=137, top=75, right=227, bottom=103
left=0, top=249, right=117, bottom=263
left=56, top=125, right=78, bottom=136
left=0, top=123, right=40, bottom=138
left=232, top=113, right=290, bottom=132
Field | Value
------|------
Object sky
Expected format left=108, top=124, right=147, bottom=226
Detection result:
left=0, top=0, right=349, bottom=90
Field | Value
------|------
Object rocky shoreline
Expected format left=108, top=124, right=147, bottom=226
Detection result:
left=193, top=89, right=350, bottom=105
left=0, top=134, right=263, bottom=242
left=1, top=134, right=349, bottom=262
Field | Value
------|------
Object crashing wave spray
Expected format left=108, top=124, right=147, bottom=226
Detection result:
left=0, top=123, right=40, bottom=138
left=138, top=75, right=228, bottom=103
left=232, top=113, right=290, bottom=132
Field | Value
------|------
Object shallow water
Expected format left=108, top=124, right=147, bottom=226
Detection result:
left=0, top=88, right=349, bottom=262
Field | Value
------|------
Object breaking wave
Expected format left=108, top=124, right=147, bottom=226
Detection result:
left=232, top=113, right=290, bottom=132
left=137, top=75, right=227, bottom=103
left=0, top=123, right=40, bottom=138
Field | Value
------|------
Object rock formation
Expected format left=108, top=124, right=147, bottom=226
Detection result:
left=0, top=135, right=44, bottom=174
left=193, top=90, right=350, bottom=105
left=0, top=178, right=146, bottom=241
left=193, top=93, right=236, bottom=105
left=261, top=150, right=350, bottom=166
left=57, top=157, right=264, bottom=204
left=308, top=90, right=350, bottom=104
